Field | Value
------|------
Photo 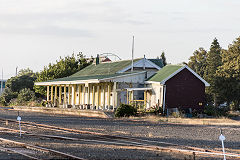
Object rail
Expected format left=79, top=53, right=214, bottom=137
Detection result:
left=0, top=117, right=239, bottom=159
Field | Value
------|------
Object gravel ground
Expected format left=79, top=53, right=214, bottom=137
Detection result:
left=0, top=150, right=28, bottom=159
left=0, top=108, right=239, bottom=159
left=0, top=132, right=216, bottom=160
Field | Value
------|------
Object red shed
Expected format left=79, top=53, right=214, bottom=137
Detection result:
left=146, top=65, right=210, bottom=111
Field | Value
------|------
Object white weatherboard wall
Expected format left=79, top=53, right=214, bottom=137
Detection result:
left=146, top=82, right=164, bottom=108
left=146, top=69, right=159, bottom=79
left=117, top=82, right=140, bottom=104
left=104, top=72, right=146, bottom=84
left=117, top=59, right=161, bottom=73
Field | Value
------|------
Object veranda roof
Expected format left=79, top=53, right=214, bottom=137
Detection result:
left=35, top=71, right=145, bottom=86
left=125, top=87, right=152, bottom=91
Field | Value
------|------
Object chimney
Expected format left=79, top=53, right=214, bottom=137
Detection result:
left=96, top=54, right=100, bottom=65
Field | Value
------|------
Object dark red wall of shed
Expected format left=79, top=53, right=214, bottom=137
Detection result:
left=165, top=68, right=205, bottom=110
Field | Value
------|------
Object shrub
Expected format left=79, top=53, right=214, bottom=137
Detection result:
left=115, top=104, right=137, bottom=117
left=204, top=105, right=229, bottom=117
left=204, top=105, right=216, bottom=116
left=154, top=107, right=163, bottom=115
left=17, top=88, right=36, bottom=104
left=0, top=88, right=18, bottom=105
left=0, top=96, right=6, bottom=106
left=27, top=99, right=45, bottom=107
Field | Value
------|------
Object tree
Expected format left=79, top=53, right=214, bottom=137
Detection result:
left=205, top=38, right=223, bottom=106
left=6, top=70, right=36, bottom=93
left=217, top=37, right=240, bottom=109
left=17, top=88, right=36, bottom=104
left=35, top=52, right=92, bottom=95
left=0, top=68, right=37, bottom=105
left=0, top=88, right=18, bottom=105
left=18, top=68, right=34, bottom=77
left=188, top=47, right=208, bottom=78
left=160, top=52, right=167, bottom=66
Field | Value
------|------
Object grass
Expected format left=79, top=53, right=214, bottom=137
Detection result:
left=129, top=115, right=240, bottom=126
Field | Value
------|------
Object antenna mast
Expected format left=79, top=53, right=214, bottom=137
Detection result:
left=16, top=66, right=18, bottom=76
left=131, top=36, right=134, bottom=72
left=1, top=69, right=3, bottom=94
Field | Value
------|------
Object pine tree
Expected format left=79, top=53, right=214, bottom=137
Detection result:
left=205, top=38, right=222, bottom=106
left=160, top=52, right=167, bottom=66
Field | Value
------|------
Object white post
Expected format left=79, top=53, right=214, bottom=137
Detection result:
left=18, top=120, right=21, bottom=137
left=219, top=129, right=226, bottom=160
left=131, top=36, right=134, bottom=72
left=221, top=140, right=226, bottom=160
left=113, top=82, right=117, bottom=110
left=17, top=112, right=22, bottom=137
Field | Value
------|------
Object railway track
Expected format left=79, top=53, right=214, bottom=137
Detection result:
left=0, top=136, right=85, bottom=160
left=0, top=117, right=240, bottom=159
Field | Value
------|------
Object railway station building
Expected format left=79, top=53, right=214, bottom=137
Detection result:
left=35, top=56, right=209, bottom=112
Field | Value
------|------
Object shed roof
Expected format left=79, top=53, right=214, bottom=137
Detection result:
left=148, top=65, right=183, bottom=82
left=147, top=65, right=210, bottom=86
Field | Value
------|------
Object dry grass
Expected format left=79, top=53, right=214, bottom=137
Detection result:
left=129, top=115, right=240, bottom=126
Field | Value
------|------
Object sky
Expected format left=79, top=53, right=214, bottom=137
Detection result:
left=0, top=0, right=240, bottom=79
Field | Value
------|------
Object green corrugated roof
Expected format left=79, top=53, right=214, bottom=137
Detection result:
left=148, top=59, right=164, bottom=68
left=39, top=58, right=166, bottom=83
left=46, top=72, right=141, bottom=82
left=147, top=65, right=183, bottom=82
left=70, top=58, right=141, bottom=77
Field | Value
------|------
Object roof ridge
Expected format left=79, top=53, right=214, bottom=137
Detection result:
left=165, top=64, right=185, bottom=66
left=99, top=58, right=142, bottom=64
left=70, top=58, right=143, bottom=77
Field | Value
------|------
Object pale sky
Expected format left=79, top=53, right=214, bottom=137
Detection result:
left=0, top=0, right=240, bottom=79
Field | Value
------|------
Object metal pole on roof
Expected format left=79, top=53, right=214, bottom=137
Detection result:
left=131, top=36, right=134, bottom=72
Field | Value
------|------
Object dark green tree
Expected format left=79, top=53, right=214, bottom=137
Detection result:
left=34, top=52, right=92, bottom=95
left=188, top=47, right=208, bottom=78
left=217, top=37, right=240, bottom=109
left=160, top=51, right=167, bottom=66
left=205, top=38, right=223, bottom=106
left=17, top=88, right=36, bottom=104
left=6, top=70, right=36, bottom=93
left=0, top=68, right=36, bottom=105
left=0, top=88, right=18, bottom=105
left=18, top=68, right=34, bottom=77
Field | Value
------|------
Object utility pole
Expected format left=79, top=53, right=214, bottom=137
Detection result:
left=131, top=36, right=134, bottom=72
left=16, top=66, right=18, bottom=76
left=1, top=69, right=3, bottom=94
